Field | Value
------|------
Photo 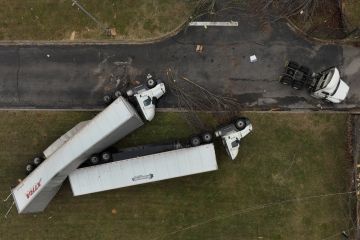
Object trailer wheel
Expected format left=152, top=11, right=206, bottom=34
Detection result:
left=114, top=91, right=122, bottom=98
left=287, top=61, right=299, bottom=69
left=201, top=132, right=213, bottom=143
left=90, top=155, right=100, bottom=165
left=33, top=156, right=43, bottom=166
left=101, top=152, right=112, bottom=162
left=26, top=164, right=34, bottom=174
left=190, top=136, right=201, bottom=147
left=146, top=78, right=157, bottom=89
left=235, top=118, right=246, bottom=130
left=103, top=95, right=112, bottom=104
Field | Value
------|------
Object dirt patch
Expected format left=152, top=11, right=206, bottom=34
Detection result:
left=291, top=0, right=346, bottom=39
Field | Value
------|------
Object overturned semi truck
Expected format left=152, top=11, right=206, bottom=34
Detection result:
left=11, top=78, right=165, bottom=214
left=68, top=118, right=253, bottom=196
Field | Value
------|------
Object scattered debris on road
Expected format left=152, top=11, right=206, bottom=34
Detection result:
left=165, top=68, right=239, bottom=131
left=196, top=45, right=204, bottom=53
left=250, top=55, right=257, bottom=63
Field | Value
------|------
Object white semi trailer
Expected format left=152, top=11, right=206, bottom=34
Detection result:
left=11, top=79, right=166, bottom=214
left=69, top=143, right=218, bottom=196
left=68, top=118, right=253, bottom=196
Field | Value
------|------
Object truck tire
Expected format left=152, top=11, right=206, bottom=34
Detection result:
left=26, top=164, right=34, bottom=174
left=33, top=156, right=43, bottom=166
left=280, top=76, right=292, bottom=85
left=90, top=155, right=100, bottom=165
left=202, top=132, right=213, bottom=143
left=287, top=61, right=299, bottom=69
left=190, top=136, right=201, bottom=147
left=235, top=118, right=246, bottom=130
left=101, top=151, right=112, bottom=162
left=114, top=91, right=122, bottom=98
left=103, top=95, right=112, bottom=104
left=147, top=79, right=157, bottom=89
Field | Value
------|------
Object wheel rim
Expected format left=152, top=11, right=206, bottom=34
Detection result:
left=26, top=165, right=33, bottom=172
left=192, top=137, right=200, bottom=146
left=34, top=157, right=41, bottom=165
left=236, top=120, right=245, bottom=129
left=203, top=134, right=212, bottom=142
left=90, top=156, right=99, bottom=164
left=148, top=79, right=154, bottom=86
left=115, top=91, right=121, bottom=97
left=104, top=96, right=111, bottom=102
left=102, top=153, right=110, bottom=161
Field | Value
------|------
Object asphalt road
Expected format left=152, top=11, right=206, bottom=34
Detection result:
left=0, top=9, right=360, bottom=110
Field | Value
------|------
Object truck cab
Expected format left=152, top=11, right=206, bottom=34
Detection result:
left=310, top=67, right=349, bottom=103
left=214, top=118, right=252, bottom=160
left=280, top=61, right=349, bottom=104
left=126, top=74, right=166, bottom=121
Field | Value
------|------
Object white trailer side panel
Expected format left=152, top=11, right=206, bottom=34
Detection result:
left=69, top=144, right=218, bottom=196
left=12, top=97, right=143, bottom=213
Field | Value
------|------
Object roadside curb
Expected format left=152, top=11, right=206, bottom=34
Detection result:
left=157, top=108, right=360, bottom=114
left=0, top=20, right=188, bottom=46
left=286, top=17, right=359, bottom=46
left=0, top=107, right=358, bottom=114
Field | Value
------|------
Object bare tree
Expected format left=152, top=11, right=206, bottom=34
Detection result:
left=164, top=68, right=239, bottom=131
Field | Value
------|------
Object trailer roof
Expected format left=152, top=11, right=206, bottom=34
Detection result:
left=69, top=144, right=218, bottom=196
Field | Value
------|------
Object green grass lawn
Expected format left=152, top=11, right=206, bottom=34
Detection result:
left=0, top=111, right=355, bottom=239
left=0, top=0, right=195, bottom=41
left=343, top=0, right=360, bottom=33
